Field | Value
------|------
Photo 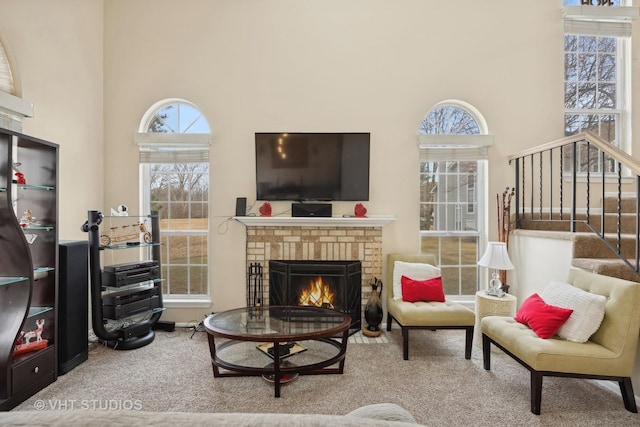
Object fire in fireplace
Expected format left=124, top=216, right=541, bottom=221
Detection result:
left=298, top=277, right=336, bottom=308
left=269, top=260, right=362, bottom=332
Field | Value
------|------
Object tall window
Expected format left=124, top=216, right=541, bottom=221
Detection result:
left=563, top=0, right=632, bottom=173
left=0, top=38, right=32, bottom=131
left=418, top=101, right=490, bottom=297
left=137, top=99, right=210, bottom=301
left=0, top=42, right=13, bottom=93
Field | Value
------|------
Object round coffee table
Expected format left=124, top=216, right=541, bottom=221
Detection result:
left=204, top=305, right=351, bottom=397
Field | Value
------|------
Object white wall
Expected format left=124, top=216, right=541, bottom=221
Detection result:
left=509, top=232, right=574, bottom=300
left=0, top=0, right=104, bottom=237
left=100, top=0, right=566, bottom=321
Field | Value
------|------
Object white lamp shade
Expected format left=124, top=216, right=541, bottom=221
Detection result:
left=478, top=242, right=514, bottom=270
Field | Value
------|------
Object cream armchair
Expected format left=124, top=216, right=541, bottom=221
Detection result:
left=482, top=269, right=640, bottom=414
left=385, top=253, right=475, bottom=360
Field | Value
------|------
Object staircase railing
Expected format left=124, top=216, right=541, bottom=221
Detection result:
left=508, top=131, right=640, bottom=274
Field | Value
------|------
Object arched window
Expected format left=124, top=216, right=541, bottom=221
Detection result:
left=0, top=35, right=33, bottom=132
left=418, top=100, right=491, bottom=297
left=136, top=99, right=211, bottom=303
left=0, top=42, right=14, bottom=94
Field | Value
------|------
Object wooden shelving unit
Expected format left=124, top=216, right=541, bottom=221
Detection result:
left=0, top=128, right=58, bottom=411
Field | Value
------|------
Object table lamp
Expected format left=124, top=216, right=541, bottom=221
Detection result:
left=478, top=241, right=514, bottom=297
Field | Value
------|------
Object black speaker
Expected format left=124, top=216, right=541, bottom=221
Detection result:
left=58, top=240, right=89, bottom=375
left=235, top=197, right=247, bottom=216
left=291, top=203, right=332, bottom=217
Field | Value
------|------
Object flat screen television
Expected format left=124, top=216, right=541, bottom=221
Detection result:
left=255, top=132, right=370, bottom=201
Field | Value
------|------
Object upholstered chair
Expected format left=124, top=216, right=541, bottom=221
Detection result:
left=385, top=253, right=475, bottom=360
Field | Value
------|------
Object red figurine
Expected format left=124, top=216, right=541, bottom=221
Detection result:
left=354, top=203, right=367, bottom=218
left=259, top=202, right=272, bottom=217
left=14, top=172, right=26, bottom=184
left=12, top=163, right=26, bottom=184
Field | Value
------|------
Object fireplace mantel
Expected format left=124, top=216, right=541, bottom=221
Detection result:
left=234, top=215, right=396, bottom=228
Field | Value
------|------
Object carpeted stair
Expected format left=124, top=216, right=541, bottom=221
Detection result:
left=519, top=196, right=640, bottom=283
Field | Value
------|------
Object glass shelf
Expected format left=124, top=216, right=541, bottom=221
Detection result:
left=34, top=267, right=54, bottom=280
left=27, top=306, right=54, bottom=318
left=102, top=214, right=155, bottom=219
left=17, top=183, right=55, bottom=191
left=22, top=225, right=55, bottom=231
left=0, top=276, right=29, bottom=287
left=100, top=242, right=160, bottom=250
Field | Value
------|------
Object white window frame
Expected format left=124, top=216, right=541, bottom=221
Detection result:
left=136, top=99, right=212, bottom=308
left=0, top=38, right=33, bottom=132
left=563, top=2, right=638, bottom=178
left=418, top=100, right=492, bottom=301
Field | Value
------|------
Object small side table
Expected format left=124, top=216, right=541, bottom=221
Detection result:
left=474, top=291, right=517, bottom=347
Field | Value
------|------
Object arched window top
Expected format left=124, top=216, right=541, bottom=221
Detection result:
left=136, top=98, right=211, bottom=148
left=417, top=100, right=491, bottom=160
left=0, top=41, right=14, bottom=94
left=419, top=100, right=488, bottom=136
left=140, top=98, right=210, bottom=134
left=0, top=33, right=33, bottom=130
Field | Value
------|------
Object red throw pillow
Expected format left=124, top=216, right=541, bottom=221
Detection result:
left=401, top=275, right=445, bottom=303
left=514, top=293, right=573, bottom=339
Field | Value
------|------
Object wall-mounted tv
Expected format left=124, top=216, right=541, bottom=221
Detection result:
left=255, top=132, right=370, bottom=201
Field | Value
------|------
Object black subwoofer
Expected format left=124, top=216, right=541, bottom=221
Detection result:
left=58, top=240, right=89, bottom=375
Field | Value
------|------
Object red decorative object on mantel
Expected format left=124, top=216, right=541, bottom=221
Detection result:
left=354, top=203, right=367, bottom=218
left=259, top=202, right=272, bottom=217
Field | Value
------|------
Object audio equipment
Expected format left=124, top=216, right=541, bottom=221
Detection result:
left=122, top=321, right=153, bottom=340
left=102, top=260, right=159, bottom=288
left=102, top=285, right=162, bottom=320
left=58, top=241, right=89, bottom=375
left=235, top=197, right=247, bottom=216
left=291, top=202, right=332, bottom=218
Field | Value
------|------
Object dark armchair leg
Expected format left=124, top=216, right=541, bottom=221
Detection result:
left=402, top=327, right=409, bottom=360
left=620, top=377, right=638, bottom=413
left=531, top=371, right=543, bottom=415
left=482, top=334, right=491, bottom=370
left=386, top=314, right=392, bottom=331
left=464, top=326, right=473, bottom=359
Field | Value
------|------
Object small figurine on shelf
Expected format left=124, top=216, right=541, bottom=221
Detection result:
left=19, top=209, right=37, bottom=228
left=12, top=162, right=26, bottom=184
left=354, top=203, right=367, bottom=218
left=259, top=202, right=272, bottom=217
left=13, top=319, right=48, bottom=356
left=110, top=204, right=129, bottom=217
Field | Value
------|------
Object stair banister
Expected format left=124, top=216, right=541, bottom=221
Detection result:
left=508, top=131, right=640, bottom=277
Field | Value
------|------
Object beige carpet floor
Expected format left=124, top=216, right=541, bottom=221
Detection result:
left=11, top=327, right=639, bottom=426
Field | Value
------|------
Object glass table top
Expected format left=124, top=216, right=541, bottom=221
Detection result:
left=204, top=305, right=351, bottom=341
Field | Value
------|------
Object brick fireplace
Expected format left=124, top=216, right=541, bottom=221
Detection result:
left=237, top=216, right=395, bottom=326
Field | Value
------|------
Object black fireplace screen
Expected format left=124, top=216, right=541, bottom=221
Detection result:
left=269, top=260, right=362, bottom=331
